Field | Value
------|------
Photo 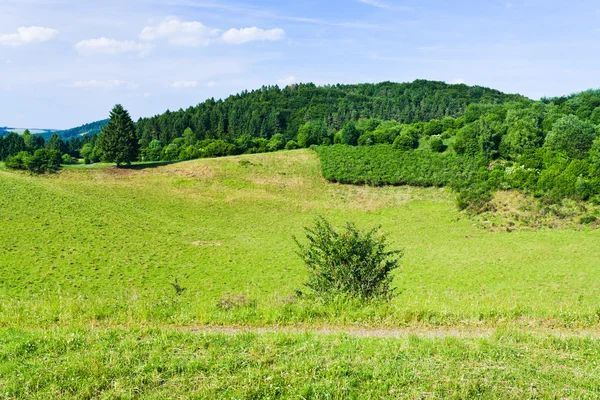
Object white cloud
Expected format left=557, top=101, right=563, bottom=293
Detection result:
left=75, top=37, right=152, bottom=56
left=140, top=17, right=221, bottom=47
left=221, top=27, right=285, bottom=45
left=0, top=26, right=57, bottom=46
left=207, top=81, right=217, bottom=87
left=170, top=80, right=198, bottom=89
left=139, top=18, right=285, bottom=47
left=277, top=75, right=297, bottom=87
left=70, top=80, right=129, bottom=89
left=450, top=78, right=465, bottom=84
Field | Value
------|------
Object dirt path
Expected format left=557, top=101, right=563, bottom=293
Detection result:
left=182, top=325, right=600, bottom=339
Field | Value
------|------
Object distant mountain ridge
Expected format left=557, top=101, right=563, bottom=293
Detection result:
left=0, top=120, right=109, bottom=140
left=38, top=119, right=109, bottom=141
left=0, top=127, right=58, bottom=137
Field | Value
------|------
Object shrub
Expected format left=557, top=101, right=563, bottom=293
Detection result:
left=62, top=154, right=73, bottom=165
left=6, top=149, right=62, bottom=174
left=295, top=217, right=402, bottom=300
left=453, top=123, right=480, bottom=156
left=285, top=140, right=299, bottom=150
left=456, top=184, right=493, bottom=212
left=201, top=140, right=236, bottom=158
left=30, top=149, right=62, bottom=174
left=429, top=136, right=446, bottom=153
left=267, top=134, right=285, bottom=152
left=358, top=132, right=376, bottom=146
left=5, top=151, right=30, bottom=170
left=423, top=119, right=444, bottom=136
left=392, top=133, right=418, bottom=151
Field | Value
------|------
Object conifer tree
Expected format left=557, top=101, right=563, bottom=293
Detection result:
left=97, top=104, right=138, bottom=167
left=45, top=133, right=67, bottom=154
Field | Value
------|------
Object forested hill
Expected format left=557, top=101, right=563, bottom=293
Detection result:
left=37, top=119, right=109, bottom=141
left=135, top=80, right=526, bottom=145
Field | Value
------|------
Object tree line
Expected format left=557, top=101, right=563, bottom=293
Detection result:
left=132, top=80, right=522, bottom=162
left=317, top=90, right=600, bottom=211
left=2, top=80, right=522, bottom=170
left=5, top=79, right=600, bottom=191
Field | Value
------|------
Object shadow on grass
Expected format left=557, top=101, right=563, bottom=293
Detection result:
left=120, top=161, right=181, bottom=170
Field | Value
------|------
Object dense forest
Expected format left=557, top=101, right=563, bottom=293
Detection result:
left=318, top=89, right=600, bottom=211
left=1, top=81, right=522, bottom=164
left=4, top=79, right=600, bottom=212
left=133, top=80, right=523, bottom=159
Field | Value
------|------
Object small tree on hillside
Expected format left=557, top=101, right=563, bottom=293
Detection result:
left=97, top=104, right=138, bottom=167
left=295, top=217, right=403, bottom=301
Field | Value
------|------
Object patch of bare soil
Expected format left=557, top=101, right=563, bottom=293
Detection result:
left=473, top=191, right=599, bottom=231
left=191, top=241, right=222, bottom=247
left=160, top=164, right=217, bottom=179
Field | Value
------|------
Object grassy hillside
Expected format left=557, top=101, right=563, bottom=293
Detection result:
left=3, top=150, right=600, bottom=398
left=1, top=150, right=600, bottom=328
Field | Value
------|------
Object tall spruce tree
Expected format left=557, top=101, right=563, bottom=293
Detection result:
left=97, top=104, right=138, bottom=167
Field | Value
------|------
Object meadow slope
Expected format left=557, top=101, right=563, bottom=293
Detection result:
left=3, top=150, right=600, bottom=398
left=1, top=149, right=600, bottom=328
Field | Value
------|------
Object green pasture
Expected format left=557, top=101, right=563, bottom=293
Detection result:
left=1, top=149, right=600, bottom=328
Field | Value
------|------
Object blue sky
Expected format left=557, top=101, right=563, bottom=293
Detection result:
left=1, top=0, right=600, bottom=128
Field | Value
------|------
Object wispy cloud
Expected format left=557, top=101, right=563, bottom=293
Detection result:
left=0, top=26, right=57, bottom=46
left=75, top=38, right=152, bottom=56
left=357, top=0, right=390, bottom=9
left=157, top=1, right=384, bottom=30
left=357, top=0, right=412, bottom=12
left=222, top=27, right=285, bottom=45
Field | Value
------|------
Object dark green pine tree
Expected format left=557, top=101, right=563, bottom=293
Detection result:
left=45, top=133, right=67, bottom=154
left=97, top=104, right=138, bottom=167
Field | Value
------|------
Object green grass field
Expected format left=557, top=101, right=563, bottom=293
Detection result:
left=2, top=149, right=600, bottom=397
left=2, top=149, right=600, bottom=328
left=3, top=328, right=600, bottom=399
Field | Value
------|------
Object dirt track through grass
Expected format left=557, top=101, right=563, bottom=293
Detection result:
left=3, top=326, right=600, bottom=399
left=182, top=325, right=600, bottom=339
